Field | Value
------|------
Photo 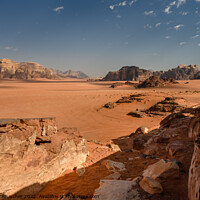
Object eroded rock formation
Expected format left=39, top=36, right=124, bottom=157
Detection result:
left=0, top=118, right=87, bottom=196
left=0, top=59, right=58, bottom=80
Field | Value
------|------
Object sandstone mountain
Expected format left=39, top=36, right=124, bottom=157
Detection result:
left=55, top=69, right=89, bottom=79
left=0, top=59, right=89, bottom=80
left=103, top=64, right=200, bottom=81
left=0, top=59, right=59, bottom=80
left=103, top=66, right=153, bottom=81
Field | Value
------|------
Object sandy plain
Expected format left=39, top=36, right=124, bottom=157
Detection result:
left=1, top=79, right=200, bottom=199
left=0, top=79, right=200, bottom=143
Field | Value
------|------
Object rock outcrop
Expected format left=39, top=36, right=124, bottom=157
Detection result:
left=0, top=118, right=87, bottom=196
left=103, top=66, right=153, bottom=81
left=159, top=64, right=199, bottom=80
left=103, top=64, right=200, bottom=81
left=55, top=69, right=88, bottom=79
left=0, top=59, right=58, bottom=80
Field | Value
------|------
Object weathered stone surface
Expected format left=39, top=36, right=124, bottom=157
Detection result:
left=103, top=172, right=121, bottom=180
left=143, top=159, right=179, bottom=179
left=93, top=180, right=141, bottom=200
left=166, top=140, right=184, bottom=156
left=133, top=135, right=152, bottom=150
left=139, top=177, right=163, bottom=194
left=188, top=116, right=200, bottom=200
left=135, top=127, right=149, bottom=135
left=0, top=118, right=87, bottom=196
left=103, top=102, right=115, bottom=109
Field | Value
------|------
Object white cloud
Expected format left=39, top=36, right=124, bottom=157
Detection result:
left=109, top=0, right=135, bottom=10
left=177, top=0, right=186, bottom=8
left=179, top=41, right=186, bottom=46
left=195, top=0, right=200, bottom=2
left=116, top=14, right=121, bottom=18
left=144, top=24, right=152, bottom=29
left=170, top=1, right=176, bottom=6
left=165, top=36, right=170, bottom=39
left=191, top=34, right=199, bottom=39
left=129, top=0, right=136, bottom=6
left=4, top=46, right=18, bottom=51
left=164, top=6, right=172, bottom=14
left=144, top=10, right=156, bottom=16
left=174, top=24, right=184, bottom=30
left=53, top=6, right=64, bottom=13
left=155, top=22, right=162, bottom=27
left=198, top=43, right=200, bottom=47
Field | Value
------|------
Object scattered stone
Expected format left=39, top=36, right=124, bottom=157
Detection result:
left=101, top=160, right=126, bottom=172
left=127, top=111, right=145, bottom=118
left=143, top=159, right=179, bottom=179
left=135, top=127, right=149, bottom=135
left=139, top=177, right=163, bottom=194
left=107, top=143, right=121, bottom=152
left=103, top=102, right=115, bottom=109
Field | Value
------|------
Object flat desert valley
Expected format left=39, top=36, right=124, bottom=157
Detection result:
left=0, top=79, right=200, bottom=142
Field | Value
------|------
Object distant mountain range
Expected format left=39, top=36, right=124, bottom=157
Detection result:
left=103, top=64, right=200, bottom=81
left=0, top=59, right=89, bottom=80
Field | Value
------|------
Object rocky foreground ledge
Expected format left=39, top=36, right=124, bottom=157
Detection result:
left=0, top=118, right=87, bottom=196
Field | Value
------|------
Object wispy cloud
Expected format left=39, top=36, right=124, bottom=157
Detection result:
left=144, top=10, right=156, bottom=16
left=116, top=14, right=121, bottom=18
left=109, top=0, right=136, bottom=10
left=180, top=11, right=189, bottom=15
left=144, top=24, right=152, bottom=29
left=155, top=22, right=162, bottom=27
left=4, top=46, right=18, bottom=51
left=53, top=6, right=64, bottom=13
left=177, top=0, right=186, bottom=8
left=179, top=41, right=186, bottom=46
left=198, top=43, right=200, bottom=47
left=174, top=24, right=184, bottom=30
left=195, top=0, right=200, bottom=2
left=191, top=34, right=199, bottom=39
left=164, top=0, right=186, bottom=14
left=165, top=36, right=170, bottom=39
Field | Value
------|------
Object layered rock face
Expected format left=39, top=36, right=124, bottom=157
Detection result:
left=0, top=59, right=58, bottom=80
left=0, top=118, right=87, bottom=196
left=103, top=66, right=153, bottom=81
left=159, top=64, right=199, bottom=80
left=188, top=116, right=200, bottom=200
left=103, top=64, right=200, bottom=81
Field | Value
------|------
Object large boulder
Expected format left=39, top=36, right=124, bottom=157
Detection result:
left=93, top=180, right=141, bottom=200
left=142, top=159, right=179, bottom=179
left=0, top=118, right=87, bottom=196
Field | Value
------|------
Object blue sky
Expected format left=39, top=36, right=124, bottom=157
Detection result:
left=0, top=0, right=200, bottom=77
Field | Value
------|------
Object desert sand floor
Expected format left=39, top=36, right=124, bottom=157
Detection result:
left=0, top=79, right=200, bottom=142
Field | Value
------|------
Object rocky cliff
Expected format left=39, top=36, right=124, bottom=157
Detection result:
left=159, top=64, right=199, bottom=80
left=0, top=59, right=59, bottom=80
left=0, top=118, right=87, bottom=196
left=103, top=64, right=200, bottom=81
left=55, top=69, right=88, bottom=79
left=103, top=66, right=153, bottom=81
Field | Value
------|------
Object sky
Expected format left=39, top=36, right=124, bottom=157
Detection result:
left=0, top=0, right=200, bottom=77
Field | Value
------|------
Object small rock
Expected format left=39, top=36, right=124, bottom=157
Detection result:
left=104, top=102, right=115, bottom=109
left=135, top=127, right=149, bottom=135
left=101, top=160, right=126, bottom=172
left=107, top=143, right=121, bottom=152
left=139, top=177, right=163, bottom=194
left=127, top=111, right=145, bottom=118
